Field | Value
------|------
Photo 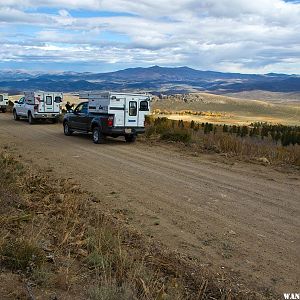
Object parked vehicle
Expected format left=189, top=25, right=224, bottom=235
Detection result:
left=63, top=92, right=151, bottom=143
left=0, top=93, right=8, bottom=113
left=13, top=91, right=63, bottom=124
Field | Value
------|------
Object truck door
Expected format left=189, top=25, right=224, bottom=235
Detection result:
left=77, top=102, right=89, bottom=130
left=70, top=102, right=89, bottom=130
left=138, top=99, right=150, bottom=127
left=17, top=97, right=26, bottom=116
left=125, top=98, right=138, bottom=127
left=53, top=94, right=62, bottom=113
left=44, top=93, right=55, bottom=113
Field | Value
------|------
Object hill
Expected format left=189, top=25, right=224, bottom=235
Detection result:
left=0, top=66, right=300, bottom=94
left=152, top=92, right=300, bottom=126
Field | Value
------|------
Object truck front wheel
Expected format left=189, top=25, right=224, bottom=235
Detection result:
left=125, top=134, right=137, bottom=143
left=64, top=122, right=73, bottom=136
left=92, top=127, right=104, bottom=144
left=28, top=112, right=35, bottom=124
left=13, top=110, right=20, bottom=120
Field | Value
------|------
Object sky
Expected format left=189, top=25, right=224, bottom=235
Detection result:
left=0, top=0, right=300, bottom=74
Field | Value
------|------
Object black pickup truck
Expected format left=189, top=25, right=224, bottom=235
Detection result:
left=63, top=101, right=145, bottom=143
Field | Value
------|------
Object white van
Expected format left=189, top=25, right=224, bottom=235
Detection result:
left=13, top=91, right=63, bottom=124
left=0, top=93, right=8, bottom=113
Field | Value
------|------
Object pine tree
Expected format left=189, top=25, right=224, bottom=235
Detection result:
left=240, top=126, right=248, bottom=137
left=204, top=123, right=210, bottom=134
left=190, top=120, right=195, bottom=129
left=275, top=131, right=281, bottom=144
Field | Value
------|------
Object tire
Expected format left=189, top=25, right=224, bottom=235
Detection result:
left=1, top=108, right=6, bottom=113
left=92, top=127, right=104, bottom=144
left=125, top=134, right=137, bottom=143
left=13, top=110, right=20, bottom=121
left=51, top=118, right=58, bottom=124
left=28, top=112, right=35, bottom=124
left=63, top=122, right=73, bottom=136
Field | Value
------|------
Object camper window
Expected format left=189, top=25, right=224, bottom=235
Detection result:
left=139, top=101, right=149, bottom=111
left=46, top=96, right=52, bottom=105
left=0, top=95, right=3, bottom=101
left=55, top=96, right=62, bottom=103
left=129, top=101, right=137, bottom=116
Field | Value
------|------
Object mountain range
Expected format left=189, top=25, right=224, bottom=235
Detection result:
left=0, top=66, right=299, bottom=94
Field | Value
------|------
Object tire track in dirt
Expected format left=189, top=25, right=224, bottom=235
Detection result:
left=0, top=114, right=299, bottom=296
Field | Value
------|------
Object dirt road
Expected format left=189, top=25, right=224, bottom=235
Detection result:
left=0, top=113, right=299, bottom=297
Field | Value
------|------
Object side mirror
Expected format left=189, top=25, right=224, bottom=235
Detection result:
left=14, top=101, right=19, bottom=104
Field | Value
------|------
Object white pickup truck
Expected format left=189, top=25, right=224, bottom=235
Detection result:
left=13, top=91, right=63, bottom=124
left=0, top=93, right=8, bottom=113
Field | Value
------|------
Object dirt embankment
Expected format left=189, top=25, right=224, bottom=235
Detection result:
left=0, top=113, right=299, bottom=298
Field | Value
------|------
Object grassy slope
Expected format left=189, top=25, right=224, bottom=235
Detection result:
left=224, top=90, right=300, bottom=105
left=0, top=150, right=267, bottom=300
left=152, top=93, right=300, bottom=125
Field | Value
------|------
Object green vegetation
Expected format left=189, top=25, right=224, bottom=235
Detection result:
left=145, top=116, right=300, bottom=166
left=1, top=240, right=44, bottom=271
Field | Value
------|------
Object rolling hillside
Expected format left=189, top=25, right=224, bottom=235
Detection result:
left=1, top=66, right=300, bottom=94
left=152, top=92, right=300, bottom=125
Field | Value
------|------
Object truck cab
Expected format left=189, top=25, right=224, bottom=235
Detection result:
left=13, top=91, right=63, bottom=124
left=63, top=92, right=151, bottom=144
left=0, top=93, right=8, bottom=113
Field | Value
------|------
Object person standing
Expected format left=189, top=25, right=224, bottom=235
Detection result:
left=65, top=101, right=74, bottom=112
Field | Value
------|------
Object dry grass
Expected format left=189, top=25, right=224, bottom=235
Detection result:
left=0, top=151, right=267, bottom=299
left=144, top=116, right=300, bottom=167
left=152, top=93, right=300, bottom=126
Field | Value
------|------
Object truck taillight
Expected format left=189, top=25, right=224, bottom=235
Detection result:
left=34, top=105, right=38, bottom=111
left=107, top=116, right=114, bottom=127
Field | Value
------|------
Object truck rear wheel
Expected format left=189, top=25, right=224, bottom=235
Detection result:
left=1, top=108, right=6, bottom=113
left=28, top=112, right=35, bottom=124
left=92, top=127, right=104, bottom=144
left=13, top=110, right=20, bottom=120
left=64, top=122, right=73, bottom=136
left=125, top=134, right=137, bottom=143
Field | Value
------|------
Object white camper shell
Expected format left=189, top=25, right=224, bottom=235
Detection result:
left=0, top=93, right=8, bottom=112
left=81, top=92, right=150, bottom=128
left=13, top=91, right=63, bottom=123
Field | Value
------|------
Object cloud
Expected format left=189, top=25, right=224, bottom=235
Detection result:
left=0, top=0, right=300, bottom=73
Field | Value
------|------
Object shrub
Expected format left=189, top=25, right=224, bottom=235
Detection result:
left=160, top=129, right=191, bottom=143
left=1, top=239, right=44, bottom=271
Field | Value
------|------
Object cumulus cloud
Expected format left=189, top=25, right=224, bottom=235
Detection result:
left=0, top=0, right=300, bottom=73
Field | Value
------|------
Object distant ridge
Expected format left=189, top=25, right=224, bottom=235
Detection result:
left=0, top=66, right=299, bottom=94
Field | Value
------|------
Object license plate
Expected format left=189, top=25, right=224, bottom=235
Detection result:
left=125, top=129, right=132, bottom=133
